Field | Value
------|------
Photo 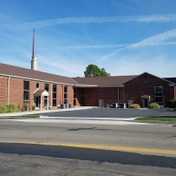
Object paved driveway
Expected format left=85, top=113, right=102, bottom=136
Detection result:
left=37, top=108, right=176, bottom=118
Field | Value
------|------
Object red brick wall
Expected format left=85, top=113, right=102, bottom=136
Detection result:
left=57, top=85, right=62, bottom=105
left=96, top=87, right=118, bottom=106
left=75, top=87, right=128, bottom=106
left=10, top=78, right=23, bottom=108
left=0, top=77, right=8, bottom=105
left=67, top=85, right=73, bottom=105
left=124, top=73, right=171, bottom=107
left=1, top=73, right=174, bottom=109
left=84, top=88, right=97, bottom=106
left=74, top=88, right=97, bottom=106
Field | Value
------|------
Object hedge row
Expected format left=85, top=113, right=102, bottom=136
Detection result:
left=169, top=99, right=176, bottom=108
left=0, top=104, right=20, bottom=113
left=130, top=102, right=160, bottom=109
left=149, top=102, right=160, bottom=109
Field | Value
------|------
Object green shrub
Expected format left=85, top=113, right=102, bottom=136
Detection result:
left=130, top=104, right=140, bottom=109
left=32, top=104, right=36, bottom=111
left=23, top=103, right=29, bottom=111
left=169, top=99, right=176, bottom=108
left=7, top=104, right=17, bottom=112
left=0, top=104, right=20, bottom=113
left=17, top=105, right=21, bottom=112
left=0, top=104, right=8, bottom=113
left=149, top=102, right=160, bottom=109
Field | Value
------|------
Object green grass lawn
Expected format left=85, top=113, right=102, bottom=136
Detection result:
left=0, top=115, right=40, bottom=119
left=135, top=117, right=176, bottom=122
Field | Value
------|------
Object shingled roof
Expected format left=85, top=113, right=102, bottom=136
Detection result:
left=2, top=63, right=174, bottom=88
left=164, top=77, right=176, bottom=84
left=0, top=63, right=75, bottom=85
left=73, top=75, right=137, bottom=87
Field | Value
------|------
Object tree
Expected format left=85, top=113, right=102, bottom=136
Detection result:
left=100, top=68, right=110, bottom=77
left=84, top=64, right=110, bottom=77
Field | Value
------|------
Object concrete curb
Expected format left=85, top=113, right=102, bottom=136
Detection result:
left=0, top=107, right=95, bottom=117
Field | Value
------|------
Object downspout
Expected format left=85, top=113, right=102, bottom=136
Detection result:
left=40, top=95, right=42, bottom=111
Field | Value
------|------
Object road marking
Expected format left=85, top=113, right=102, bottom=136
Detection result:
left=3, top=141, right=176, bottom=156
left=2, top=118, right=154, bottom=126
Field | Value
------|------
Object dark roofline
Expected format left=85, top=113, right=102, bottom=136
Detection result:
left=123, top=72, right=175, bottom=85
left=73, top=75, right=137, bottom=87
left=163, top=77, right=176, bottom=84
left=1, top=63, right=175, bottom=87
left=0, top=63, right=75, bottom=85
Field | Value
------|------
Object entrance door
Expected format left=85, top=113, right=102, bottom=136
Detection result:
left=143, top=98, right=149, bottom=108
left=35, top=96, right=41, bottom=108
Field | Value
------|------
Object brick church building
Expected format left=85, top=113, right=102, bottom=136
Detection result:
left=0, top=63, right=176, bottom=110
left=0, top=30, right=176, bottom=110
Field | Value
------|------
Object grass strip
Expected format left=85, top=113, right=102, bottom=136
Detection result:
left=0, top=115, right=40, bottom=119
left=135, top=117, right=176, bottom=122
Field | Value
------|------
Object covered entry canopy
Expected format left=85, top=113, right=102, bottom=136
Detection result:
left=34, top=90, right=49, bottom=110
left=34, top=90, right=49, bottom=97
left=141, top=95, right=151, bottom=108
left=141, top=95, right=150, bottom=100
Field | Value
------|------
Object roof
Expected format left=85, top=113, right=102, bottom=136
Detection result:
left=164, top=77, right=176, bottom=84
left=0, top=63, right=75, bottom=85
left=1, top=63, right=175, bottom=88
left=34, top=90, right=49, bottom=96
left=73, top=75, right=137, bottom=87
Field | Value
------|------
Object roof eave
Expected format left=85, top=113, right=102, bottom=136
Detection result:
left=74, top=84, right=98, bottom=88
left=0, top=73, right=74, bottom=86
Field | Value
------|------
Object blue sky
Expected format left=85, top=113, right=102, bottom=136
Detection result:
left=1, top=0, right=176, bottom=77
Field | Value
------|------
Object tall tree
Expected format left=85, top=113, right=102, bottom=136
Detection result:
left=84, top=64, right=110, bottom=77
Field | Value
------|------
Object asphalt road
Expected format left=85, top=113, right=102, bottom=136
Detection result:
left=0, top=142, right=176, bottom=176
left=0, top=120, right=176, bottom=151
left=0, top=108, right=176, bottom=175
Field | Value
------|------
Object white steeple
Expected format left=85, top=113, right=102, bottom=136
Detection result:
left=31, top=29, right=37, bottom=70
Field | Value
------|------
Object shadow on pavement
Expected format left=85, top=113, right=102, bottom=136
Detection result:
left=0, top=142, right=176, bottom=169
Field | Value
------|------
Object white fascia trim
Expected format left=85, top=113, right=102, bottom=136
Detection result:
left=74, top=84, right=98, bottom=88
left=0, top=73, right=74, bottom=86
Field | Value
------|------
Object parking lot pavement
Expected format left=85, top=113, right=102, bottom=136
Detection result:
left=36, top=107, right=176, bottom=118
left=0, top=107, right=175, bottom=119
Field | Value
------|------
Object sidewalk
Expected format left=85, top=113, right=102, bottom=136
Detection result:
left=0, top=106, right=95, bottom=117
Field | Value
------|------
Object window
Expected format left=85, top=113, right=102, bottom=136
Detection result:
left=24, top=81, right=29, bottom=90
left=45, top=83, right=49, bottom=91
left=73, top=88, right=76, bottom=105
left=44, top=84, right=49, bottom=106
left=52, top=84, right=57, bottom=106
left=64, top=86, right=67, bottom=104
left=24, top=81, right=30, bottom=104
left=154, top=86, right=163, bottom=102
left=36, top=83, right=39, bottom=88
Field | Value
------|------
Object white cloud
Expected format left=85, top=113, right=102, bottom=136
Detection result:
left=38, top=54, right=85, bottom=77
left=100, top=52, right=176, bottom=77
left=39, top=44, right=129, bottom=50
left=100, top=28, right=176, bottom=61
left=11, top=14, right=176, bottom=29
left=130, top=28, right=176, bottom=48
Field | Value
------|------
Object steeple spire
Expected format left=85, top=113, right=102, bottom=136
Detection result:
left=31, top=29, right=37, bottom=70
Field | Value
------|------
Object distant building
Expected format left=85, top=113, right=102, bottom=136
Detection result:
left=0, top=63, right=175, bottom=110
left=74, top=73, right=176, bottom=108
left=0, top=31, right=175, bottom=110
